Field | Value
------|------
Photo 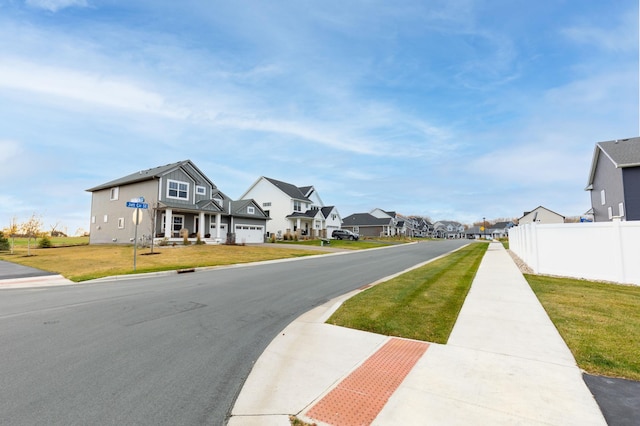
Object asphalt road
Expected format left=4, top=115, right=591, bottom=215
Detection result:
left=0, top=240, right=468, bottom=425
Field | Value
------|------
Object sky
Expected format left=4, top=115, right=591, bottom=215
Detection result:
left=1, top=0, right=638, bottom=235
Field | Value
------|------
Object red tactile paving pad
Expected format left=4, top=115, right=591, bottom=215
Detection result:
left=306, top=338, right=429, bottom=426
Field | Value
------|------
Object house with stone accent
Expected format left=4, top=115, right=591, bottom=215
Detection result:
left=86, top=160, right=268, bottom=244
left=240, top=176, right=341, bottom=239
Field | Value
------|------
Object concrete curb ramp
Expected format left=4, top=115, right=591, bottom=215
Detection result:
left=230, top=242, right=606, bottom=425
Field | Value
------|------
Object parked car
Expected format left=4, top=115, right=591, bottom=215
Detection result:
left=332, top=229, right=359, bottom=240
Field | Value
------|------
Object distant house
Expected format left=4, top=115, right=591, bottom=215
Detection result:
left=341, top=213, right=395, bottom=238
left=586, top=137, right=640, bottom=222
left=518, top=206, right=564, bottom=224
left=432, top=221, right=465, bottom=238
left=491, top=221, right=516, bottom=238
left=240, top=176, right=341, bottom=239
left=414, top=217, right=434, bottom=238
left=86, top=160, right=268, bottom=244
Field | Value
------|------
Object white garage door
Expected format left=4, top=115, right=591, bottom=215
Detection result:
left=235, top=224, right=264, bottom=243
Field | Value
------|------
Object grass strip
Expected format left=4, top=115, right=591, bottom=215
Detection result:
left=327, top=243, right=488, bottom=343
left=526, top=274, right=640, bottom=381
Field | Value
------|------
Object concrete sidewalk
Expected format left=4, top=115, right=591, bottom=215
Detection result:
left=230, top=242, right=607, bottom=425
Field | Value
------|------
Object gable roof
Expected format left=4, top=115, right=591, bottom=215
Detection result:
left=320, top=206, right=338, bottom=219
left=228, top=199, right=269, bottom=218
left=342, top=213, right=393, bottom=227
left=518, top=205, right=564, bottom=221
left=587, top=137, right=640, bottom=188
left=264, top=177, right=313, bottom=202
left=86, top=160, right=215, bottom=192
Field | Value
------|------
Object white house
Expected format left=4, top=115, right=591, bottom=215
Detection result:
left=240, top=176, right=341, bottom=239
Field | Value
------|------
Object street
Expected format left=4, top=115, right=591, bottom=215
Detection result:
left=0, top=240, right=468, bottom=425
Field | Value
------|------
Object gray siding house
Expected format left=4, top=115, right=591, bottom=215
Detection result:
left=586, top=137, right=640, bottom=222
left=86, top=160, right=268, bottom=244
left=341, top=213, right=394, bottom=237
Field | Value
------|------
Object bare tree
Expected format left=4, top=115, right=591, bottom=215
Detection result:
left=49, top=221, right=67, bottom=237
left=21, top=213, right=43, bottom=256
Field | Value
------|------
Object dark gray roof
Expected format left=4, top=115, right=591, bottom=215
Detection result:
left=320, top=206, right=335, bottom=218
left=286, top=209, right=321, bottom=219
left=86, top=160, right=215, bottom=192
left=342, top=213, right=393, bottom=227
left=598, top=137, right=640, bottom=167
left=587, top=137, right=640, bottom=187
left=493, top=221, right=514, bottom=229
left=264, top=177, right=312, bottom=202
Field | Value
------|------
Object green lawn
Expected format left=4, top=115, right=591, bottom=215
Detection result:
left=526, top=274, right=640, bottom=381
left=327, top=243, right=488, bottom=343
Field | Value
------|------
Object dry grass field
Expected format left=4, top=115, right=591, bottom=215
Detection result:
left=0, top=242, right=322, bottom=282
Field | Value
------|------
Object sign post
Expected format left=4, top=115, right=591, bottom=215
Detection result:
left=126, top=197, right=148, bottom=271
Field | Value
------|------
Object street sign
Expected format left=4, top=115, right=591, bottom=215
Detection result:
left=126, top=201, right=149, bottom=209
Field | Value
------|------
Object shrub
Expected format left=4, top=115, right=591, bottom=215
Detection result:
left=0, top=231, right=9, bottom=251
left=38, top=235, right=53, bottom=248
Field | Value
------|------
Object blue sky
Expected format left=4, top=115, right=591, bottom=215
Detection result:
left=1, top=0, right=638, bottom=235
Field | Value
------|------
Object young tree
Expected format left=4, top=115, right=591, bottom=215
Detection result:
left=21, top=213, right=43, bottom=256
left=7, top=217, right=19, bottom=254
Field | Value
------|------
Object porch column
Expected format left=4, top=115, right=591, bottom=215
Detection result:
left=165, top=209, right=173, bottom=237
left=215, top=213, right=222, bottom=240
left=199, top=212, right=205, bottom=238
left=296, top=218, right=301, bottom=236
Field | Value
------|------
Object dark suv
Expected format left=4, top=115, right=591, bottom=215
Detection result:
left=331, top=229, right=359, bottom=240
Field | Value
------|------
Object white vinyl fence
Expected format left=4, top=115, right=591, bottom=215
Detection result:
left=509, top=220, right=640, bottom=286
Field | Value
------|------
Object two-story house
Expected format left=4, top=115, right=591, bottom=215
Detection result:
left=240, top=176, right=341, bottom=239
left=369, top=208, right=401, bottom=236
left=432, top=221, right=465, bottom=238
left=86, top=160, right=269, bottom=244
left=586, top=137, right=640, bottom=221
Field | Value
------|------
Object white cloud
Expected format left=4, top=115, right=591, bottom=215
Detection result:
left=562, top=11, right=638, bottom=52
left=0, top=59, right=187, bottom=119
left=25, top=0, right=88, bottom=12
left=0, top=140, right=23, bottom=178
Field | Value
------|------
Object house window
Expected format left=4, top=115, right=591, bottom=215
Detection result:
left=168, top=180, right=189, bottom=200
left=162, top=214, right=185, bottom=236
left=608, top=206, right=613, bottom=219
left=118, top=218, right=125, bottom=229
left=263, top=202, right=271, bottom=207
left=600, top=190, right=606, bottom=205
left=110, top=187, right=119, bottom=201
left=247, top=206, right=255, bottom=214
left=103, top=215, right=108, bottom=223
left=619, top=202, right=625, bottom=217
left=91, top=216, right=96, bottom=224
left=196, top=185, right=206, bottom=196
left=293, top=200, right=301, bottom=212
